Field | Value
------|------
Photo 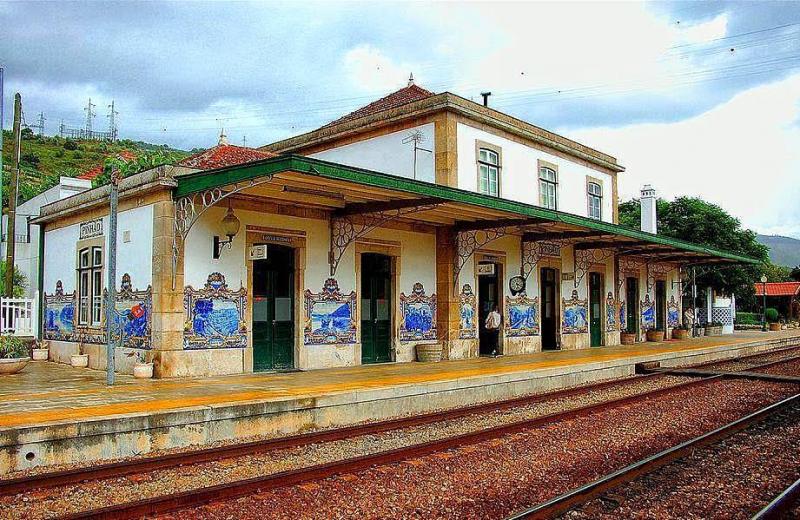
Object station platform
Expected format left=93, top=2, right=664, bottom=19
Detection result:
left=1, top=330, right=799, bottom=475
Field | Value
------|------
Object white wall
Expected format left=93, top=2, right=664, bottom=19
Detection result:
left=42, top=204, right=154, bottom=294
left=310, top=123, right=435, bottom=183
left=456, top=123, right=614, bottom=222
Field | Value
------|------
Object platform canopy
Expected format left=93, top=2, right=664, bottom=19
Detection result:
left=174, top=155, right=760, bottom=266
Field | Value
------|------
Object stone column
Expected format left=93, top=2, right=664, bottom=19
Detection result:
left=436, top=227, right=461, bottom=359
left=434, top=112, right=458, bottom=188
left=150, top=197, right=185, bottom=377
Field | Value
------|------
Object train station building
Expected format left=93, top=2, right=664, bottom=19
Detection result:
left=33, top=82, right=756, bottom=378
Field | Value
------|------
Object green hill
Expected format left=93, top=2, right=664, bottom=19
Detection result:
left=1, top=130, right=189, bottom=206
left=758, top=234, right=800, bottom=268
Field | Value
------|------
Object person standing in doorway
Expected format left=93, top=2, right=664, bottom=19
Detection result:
left=485, top=305, right=502, bottom=357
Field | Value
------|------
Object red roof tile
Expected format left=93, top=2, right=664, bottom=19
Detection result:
left=754, top=282, right=800, bottom=297
left=77, top=150, right=138, bottom=181
left=322, top=84, right=434, bottom=128
left=178, top=144, right=277, bottom=170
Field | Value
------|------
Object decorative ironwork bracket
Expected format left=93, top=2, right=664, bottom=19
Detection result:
left=573, top=248, right=616, bottom=288
left=171, top=176, right=276, bottom=288
left=328, top=202, right=441, bottom=276
left=520, top=240, right=565, bottom=281
left=453, top=227, right=512, bottom=291
left=646, top=260, right=677, bottom=294
left=617, top=256, right=646, bottom=294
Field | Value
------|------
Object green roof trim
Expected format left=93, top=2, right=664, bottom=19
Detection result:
left=175, top=155, right=760, bottom=265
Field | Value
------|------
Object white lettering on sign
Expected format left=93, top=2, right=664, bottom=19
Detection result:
left=562, top=272, right=575, bottom=282
left=248, top=245, right=268, bottom=261
left=477, top=263, right=496, bottom=276
left=261, top=234, right=293, bottom=244
left=79, top=219, right=104, bottom=239
left=540, top=242, right=561, bottom=257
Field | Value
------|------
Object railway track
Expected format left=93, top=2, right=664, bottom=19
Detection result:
left=6, top=345, right=800, bottom=520
left=506, top=384, right=800, bottom=519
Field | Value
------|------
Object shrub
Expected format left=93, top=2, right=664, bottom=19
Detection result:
left=0, top=335, right=29, bottom=359
left=765, top=308, right=780, bottom=323
left=63, top=139, right=78, bottom=151
left=735, top=312, right=760, bottom=325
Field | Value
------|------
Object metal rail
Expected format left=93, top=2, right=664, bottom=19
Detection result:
left=505, top=393, right=800, bottom=519
left=59, top=376, right=722, bottom=519
left=752, top=477, right=800, bottom=520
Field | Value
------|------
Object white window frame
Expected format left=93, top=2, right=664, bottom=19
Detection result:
left=539, top=166, right=558, bottom=210
left=587, top=181, right=602, bottom=220
left=77, top=245, right=104, bottom=326
left=477, top=148, right=500, bottom=197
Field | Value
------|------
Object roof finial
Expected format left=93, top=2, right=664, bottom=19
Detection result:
left=218, top=127, right=229, bottom=146
left=408, top=72, right=415, bottom=87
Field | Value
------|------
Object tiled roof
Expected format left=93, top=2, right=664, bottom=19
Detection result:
left=77, top=150, right=138, bottom=180
left=178, top=144, right=277, bottom=170
left=321, top=84, right=434, bottom=128
left=754, top=282, right=800, bottom=297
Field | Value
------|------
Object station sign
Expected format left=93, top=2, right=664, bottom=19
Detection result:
left=561, top=272, right=575, bottom=282
left=477, top=263, right=496, bottom=276
left=79, top=219, right=104, bottom=239
left=540, top=242, right=561, bottom=257
left=248, top=244, right=268, bottom=261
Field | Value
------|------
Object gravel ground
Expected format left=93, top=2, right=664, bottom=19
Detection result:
left=0, top=375, right=693, bottom=519
left=758, top=357, right=800, bottom=377
left=561, top=403, right=800, bottom=520
left=162, top=380, right=797, bottom=520
left=698, top=346, right=800, bottom=372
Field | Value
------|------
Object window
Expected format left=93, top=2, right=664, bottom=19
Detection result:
left=587, top=182, right=602, bottom=219
left=478, top=148, right=500, bottom=196
left=77, top=246, right=103, bottom=326
left=539, top=167, right=558, bottom=210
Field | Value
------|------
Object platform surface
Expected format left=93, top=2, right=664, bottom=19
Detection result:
left=2, top=330, right=799, bottom=431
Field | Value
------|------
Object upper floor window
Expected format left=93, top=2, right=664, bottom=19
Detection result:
left=478, top=148, right=500, bottom=196
left=587, top=182, right=602, bottom=219
left=539, top=167, right=558, bottom=210
left=77, top=246, right=103, bottom=326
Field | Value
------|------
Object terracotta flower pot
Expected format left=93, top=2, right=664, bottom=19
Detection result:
left=70, top=354, right=89, bottom=368
left=133, top=362, right=154, bottom=379
left=32, top=348, right=49, bottom=361
left=672, top=329, right=689, bottom=340
left=646, top=330, right=665, bottom=342
left=0, top=357, right=30, bottom=375
left=769, top=322, right=781, bottom=332
left=620, top=332, right=637, bottom=345
left=416, top=343, right=443, bottom=363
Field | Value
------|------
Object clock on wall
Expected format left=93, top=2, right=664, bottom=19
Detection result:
left=509, top=275, right=526, bottom=295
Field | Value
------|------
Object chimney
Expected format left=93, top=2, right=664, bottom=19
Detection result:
left=640, top=184, right=657, bottom=234
left=407, top=73, right=415, bottom=87
left=480, top=91, right=492, bottom=107
left=218, top=128, right=229, bottom=146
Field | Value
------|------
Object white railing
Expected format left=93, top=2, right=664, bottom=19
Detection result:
left=0, top=293, right=38, bottom=338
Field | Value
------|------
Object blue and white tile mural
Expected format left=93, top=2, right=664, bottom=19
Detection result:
left=184, top=273, right=247, bottom=349
left=304, top=278, right=357, bottom=345
left=606, top=292, right=618, bottom=332
left=505, top=293, right=539, bottom=336
left=668, top=295, right=680, bottom=328
left=44, top=280, right=75, bottom=341
left=641, top=294, right=656, bottom=331
left=619, top=300, right=626, bottom=331
left=459, top=284, right=477, bottom=340
left=400, top=282, right=437, bottom=342
left=109, top=273, right=152, bottom=349
left=562, top=290, right=588, bottom=334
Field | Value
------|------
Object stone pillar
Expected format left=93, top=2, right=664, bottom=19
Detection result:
left=434, top=112, right=458, bottom=188
left=150, top=198, right=185, bottom=377
left=436, top=227, right=461, bottom=359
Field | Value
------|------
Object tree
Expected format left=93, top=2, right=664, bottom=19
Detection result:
left=92, top=150, right=182, bottom=188
left=763, top=262, right=793, bottom=283
left=618, top=197, right=769, bottom=307
left=791, top=265, right=800, bottom=282
left=0, top=262, right=28, bottom=297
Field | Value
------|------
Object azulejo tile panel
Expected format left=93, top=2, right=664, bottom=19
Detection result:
left=605, top=292, right=619, bottom=332
left=562, top=289, right=588, bottom=334
left=668, top=295, right=680, bottom=328
left=505, top=293, right=539, bottom=336
left=184, top=273, right=247, bottom=349
left=619, top=300, right=627, bottom=331
left=304, top=278, right=357, bottom=345
left=399, top=282, right=437, bottom=342
left=110, top=273, right=152, bottom=349
left=641, top=294, right=656, bottom=331
left=44, top=280, right=75, bottom=341
left=458, top=284, right=477, bottom=340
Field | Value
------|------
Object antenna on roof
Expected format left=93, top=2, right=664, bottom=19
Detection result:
left=408, top=73, right=415, bottom=87
left=402, top=129, right=432, bottom=180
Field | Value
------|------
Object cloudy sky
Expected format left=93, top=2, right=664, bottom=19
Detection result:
left=1, top=1, right=799, bottom=237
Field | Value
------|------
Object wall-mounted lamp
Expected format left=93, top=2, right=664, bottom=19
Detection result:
left=213, top=201, right=241, bottom=259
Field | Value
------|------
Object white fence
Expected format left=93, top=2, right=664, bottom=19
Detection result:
left=0, top=293, right=38, bottom=338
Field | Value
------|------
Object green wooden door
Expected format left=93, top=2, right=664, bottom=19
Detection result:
left=626, top=277, right=639, bottom=335
left=361, top=254, right=392, bottom=364
left=589, top=272, right=603, bottom=347
left=253, top=246, right=294, bottom=371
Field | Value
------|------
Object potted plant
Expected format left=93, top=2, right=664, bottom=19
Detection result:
left=32, top=340, right=49, bottom=361
left=620, top=330, right=637, bottom=345
left=416, top=343, right=443, bottom=363
left=671, top=325, right=690, bottom=340
left=705, top=321, right=723, bottom=336
left=766, top=308, right=781, bottom=331
left=0, top=335, right=31, bottom=375
left=70, top=332, right=89, bottom=368
left=132, top=351, right=154, bottom=379
left=646, top=328, right=665, bottom=342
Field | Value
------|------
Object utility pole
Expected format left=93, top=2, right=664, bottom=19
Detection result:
left=0, top=67, right=4, bottom=218
left=84, top=98, right=96, bottom=139
left=4, top=93, right=21, bottom=297
left=107, top=100, right=118, bottom=141
left=106, top=165, right=119, bottom=385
